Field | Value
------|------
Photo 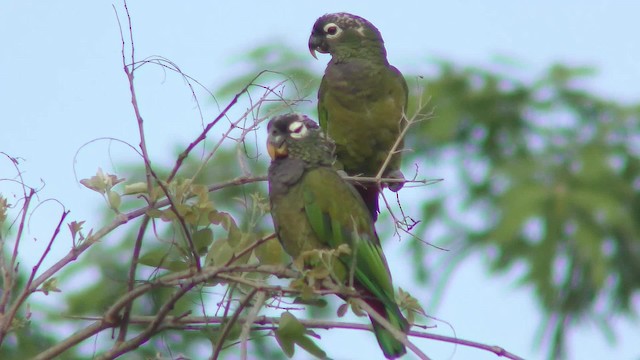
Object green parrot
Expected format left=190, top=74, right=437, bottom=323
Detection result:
left=267, top=113, right=409, bottom=359
left=309, top=12, right=408, bottom=221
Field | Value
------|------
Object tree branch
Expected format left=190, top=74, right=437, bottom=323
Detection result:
left=71, top=314, right=526, bottom=360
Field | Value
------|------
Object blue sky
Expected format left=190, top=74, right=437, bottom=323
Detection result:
left=1, top=1, right=639, bottom=359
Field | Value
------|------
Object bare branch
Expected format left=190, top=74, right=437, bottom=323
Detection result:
left=69, top=314, right=526, bottom=360
left=211, top=288, right=259, bottom=360
left=240, top=291, right=267, bottom=360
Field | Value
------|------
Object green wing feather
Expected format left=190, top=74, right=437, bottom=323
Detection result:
left=301, top=167, right=397, bottom=305
left=301, top=167, right=408, bottom=358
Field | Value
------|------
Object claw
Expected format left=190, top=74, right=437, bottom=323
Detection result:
left=386, top=170, right=405, bottom=192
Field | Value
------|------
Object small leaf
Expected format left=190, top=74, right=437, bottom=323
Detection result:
left=0, top=196, right=8, bottom=226
left=107, top=190, right=121, bottom=211
left=276, top=312, right=305, bottom=358
left=67, top=220, right=85, bottom=242
left=201, top=327, right=221, bottom=346
left=209, top=210, right=242, bottom=246
left=275, top=330, right=295, bottom=358
left=254, top=237, right=286, bottom=265
left=224, top=320, right=243, bottom=342
left=231, top=232, right=256, bottom=265
left=41, top=277, right=61, bottom=295
left=139, top=249, right=188, bottom=271
left=80, top=168, right=124, bottom=194
left=337, top=303, right=349, bottom=317
left=293, top=297, right=328, bottom=308
left=348, top=299, right=366, bottom=317
left=209, top=210, right=237, bottom=230
left=296, top=334, right=327, bottom=359
left=277, top=312, right=305, bottom=338
left=205, top=238, right=234, bottom=266
left=192, top=228, right=214, bottom=256
left=123, top=182, right=148, bottom=195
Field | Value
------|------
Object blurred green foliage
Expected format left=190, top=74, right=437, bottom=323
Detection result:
left=410, top=62, right=640, bottom=359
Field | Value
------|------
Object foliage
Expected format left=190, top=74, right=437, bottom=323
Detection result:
left=408, top=62, right=640, bottom=358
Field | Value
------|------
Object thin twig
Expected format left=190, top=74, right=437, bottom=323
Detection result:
left=71, top=315, right=526, bottom=360
left=114, top=2, right=154, bottom=343
left=0, top=187, right=33, bottom=322
left=24, top=175, right=263, bottom=307
left=211, top=288, right=259, bottom=360
left=169, top=72, right=290, bottom=183
left=224, top=233, right=276, bottom=267
left=189, top=79, right=293, bottom=182
left=117, top=215, right=151, bottom=343
left=97, top=280, right=198, bottom=360
left=343, top=175, right=442, bottom=187
left=0, top=208, right=68, bottom=344
left=240, top=291, right=266, bottom=360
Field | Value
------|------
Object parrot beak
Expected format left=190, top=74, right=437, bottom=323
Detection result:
left=267, top=135, right=288, bottom=160
left=308, top=35, right=321, bottom=60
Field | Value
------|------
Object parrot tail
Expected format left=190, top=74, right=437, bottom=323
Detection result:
left=366, top=296, right=410, bottom=359
left=355, top=183, right=380, bottom=221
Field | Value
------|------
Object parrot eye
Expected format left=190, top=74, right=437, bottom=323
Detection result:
left=323, top=23, right=342, bottom=38
left=288, top=120, right=308, bottom=139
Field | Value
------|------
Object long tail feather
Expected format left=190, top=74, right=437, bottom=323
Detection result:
left=366, top=296, right=409, bottom=359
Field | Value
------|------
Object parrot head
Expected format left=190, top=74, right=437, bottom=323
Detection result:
left=266, top=113, right=334, bottom=164
left=308, top=12, right=385, bottom=59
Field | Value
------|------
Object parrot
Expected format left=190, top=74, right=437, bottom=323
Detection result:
left=308, top=12, right=408, bottom=221
left=266, top=113, right=409, bottom=359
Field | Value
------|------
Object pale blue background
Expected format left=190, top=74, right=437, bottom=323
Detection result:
left=1, top=1, right=639, bottom=359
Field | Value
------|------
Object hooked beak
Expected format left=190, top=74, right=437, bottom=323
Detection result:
left=267, top=135, right=288, bottom=160
left=308, top=35, right=321, bottom=60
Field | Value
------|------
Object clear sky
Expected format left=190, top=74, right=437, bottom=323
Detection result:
left=1, top=1, right=639, bottom=359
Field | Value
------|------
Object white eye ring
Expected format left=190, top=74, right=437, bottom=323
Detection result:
left=289, top=120, right=308, bottom=139
left=323, top=23, right=342, bottom=39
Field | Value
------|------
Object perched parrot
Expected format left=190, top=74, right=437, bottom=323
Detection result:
left=309, top=12, right=408, bottom=221
left=267, top=113, right=409, bottom=359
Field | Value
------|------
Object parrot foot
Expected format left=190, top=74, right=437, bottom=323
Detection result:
left=385, top=169, right=405, bottom=192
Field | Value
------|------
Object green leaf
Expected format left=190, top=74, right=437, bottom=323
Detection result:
left=293, top=296, right=328, bottom=308
left=41, top=277, right=61, bottom=295
left=275, top=312, right=327, bottom=359
left=224, top=320, right=243, bottom=342
left=296, top=335, right=327, bottom=359
left=0, top=196, right=7, bottom=227
left=275, top=330, right=295, bottom=358
left=123, top=182, right=148, bottom=195
left=254, top=237, right=286, bottom=265
left=67, top=220, right=85, bottom=243
left=205, top=238, right=234, bottom=266
left=209, top=210, right=242, bottom=246
left=107, top=190, right=121, bottom=211
left=192, top=228, right=214, bottom=256
left=277, top=312, right=305, bottom=338
left=79, top=168, right=124, bottom=194
left=139, top=248, right=188, bottom=271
